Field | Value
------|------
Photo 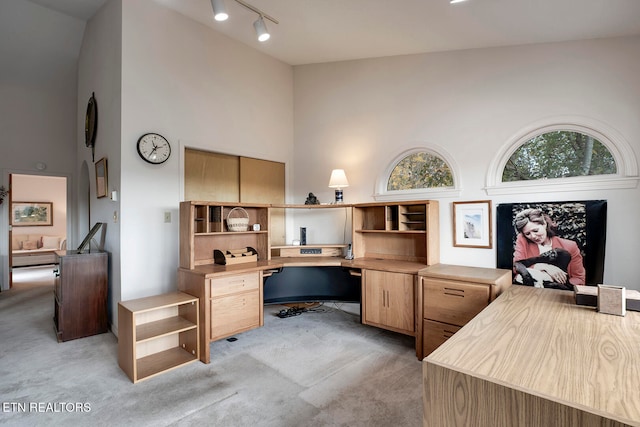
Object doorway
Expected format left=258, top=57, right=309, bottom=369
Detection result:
left=8, top=174, right=67, bottom=289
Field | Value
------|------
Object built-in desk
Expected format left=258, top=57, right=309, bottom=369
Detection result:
left=179, top=200, right=440, bottom=363
left=423, top=285, right=640, bottom=427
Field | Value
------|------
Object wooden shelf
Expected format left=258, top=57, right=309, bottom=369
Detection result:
left=118, top=291, right=199, bottom=383
left=355, top=229, right=426, bottom=234
left=136, top=347, right=198, bottom=382
left=270, top=204, right=353, bottom=209
left=352, top=201, right=438, bottom=265
left=136, top=316, right=197, bottom=342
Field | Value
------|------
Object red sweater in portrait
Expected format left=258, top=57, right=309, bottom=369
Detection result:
left=513, top=234, right=586, bottom=286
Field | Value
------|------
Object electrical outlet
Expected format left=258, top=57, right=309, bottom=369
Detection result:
left=164, top=212, right=171, bottom=223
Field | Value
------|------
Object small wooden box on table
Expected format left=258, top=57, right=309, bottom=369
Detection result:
left=118, top=292, right=199, bottom=383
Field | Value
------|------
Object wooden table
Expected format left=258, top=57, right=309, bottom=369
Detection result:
left=423, top=285, right=640, bottom=427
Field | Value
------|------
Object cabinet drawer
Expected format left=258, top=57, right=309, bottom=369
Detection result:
left=423, top=319, right=461, bottom=357
left=211, top=272, right=259, bottom=298
left=210, top=291, right=260, bottom=340
left=423, top=278, right=489, bottom=326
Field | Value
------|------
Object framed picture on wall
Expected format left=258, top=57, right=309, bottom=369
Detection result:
left=453, top=200, right=492, bottom=248
left=11, top=201, right=53, bottom=226
left=95, top=157, right=108, bottom=198
left=496, top=200, right=607, bottom=289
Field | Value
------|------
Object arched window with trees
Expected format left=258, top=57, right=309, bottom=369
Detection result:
left=375, top=147, right=460, bottom=201
left=486, top=118, right=638, bottom=195
left=502, top=130, right=616, bottom=182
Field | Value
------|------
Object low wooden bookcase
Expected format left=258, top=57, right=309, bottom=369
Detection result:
left=118, top=292, right=199, bottom=383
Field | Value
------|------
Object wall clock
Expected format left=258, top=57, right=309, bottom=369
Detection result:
left=137, top=133, right=171, bottom=164
left=85, top=92, right=98, bottom=162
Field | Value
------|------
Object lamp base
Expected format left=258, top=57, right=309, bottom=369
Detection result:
left=334, top=188, right=344, bottom=204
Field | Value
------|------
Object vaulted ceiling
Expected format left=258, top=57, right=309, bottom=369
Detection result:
left=16, top=0, right=640, bottom=66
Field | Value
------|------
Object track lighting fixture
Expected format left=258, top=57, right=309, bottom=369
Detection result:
left=211, top=0, right=279, bottom=42
left=253, top=16, right=270, bottom=42
left=210, top=0, right=228, bottom=21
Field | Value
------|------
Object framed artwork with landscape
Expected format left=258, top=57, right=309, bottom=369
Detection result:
left=11, top=202, right=53, bottom=226
left=453, top=200, right=492, bottom=248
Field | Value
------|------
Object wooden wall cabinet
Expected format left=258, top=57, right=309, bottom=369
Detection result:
left=418, top=264, right=511, bottom=359
left=54, top=250, right=108, bottom=342
left=362, top=270, right=415, bottom=335
left=118, top=292, right=199, bottom=383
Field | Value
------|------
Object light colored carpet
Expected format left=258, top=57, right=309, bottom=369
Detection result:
left=0, top=266, right=423, bottom=427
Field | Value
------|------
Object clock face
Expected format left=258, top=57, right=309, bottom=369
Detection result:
left=137, top=133, right=171, bottom=164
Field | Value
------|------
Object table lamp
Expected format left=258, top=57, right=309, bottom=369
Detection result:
left=328, top=169, right=349, bottom=204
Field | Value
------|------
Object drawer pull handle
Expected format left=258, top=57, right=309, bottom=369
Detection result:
left=444, top=292, right=464, bottom=297
left=443, top=287, right=464, bottom=297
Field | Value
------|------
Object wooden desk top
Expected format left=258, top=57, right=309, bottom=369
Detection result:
left=426, top=285, right=640, bottom=425
left=418, top=263, right=511, bottom=284
left=181, top=260, right=284, bottom=278
left=342, top=257, right=428, bottom=274
left=184, top=257, right=430, bottom=277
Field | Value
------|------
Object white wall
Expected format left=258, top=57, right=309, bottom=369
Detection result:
left=113, top=1, right=294, bottom=323
left=77, top=0, right=122, bottom=323
left=293, top=36, right=640, bottom=289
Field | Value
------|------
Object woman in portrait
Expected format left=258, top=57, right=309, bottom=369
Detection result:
left=513, top=208, right=586, bottom=289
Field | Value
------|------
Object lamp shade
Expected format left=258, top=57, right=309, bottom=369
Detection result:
left=328, top=169, right=349, bottom=188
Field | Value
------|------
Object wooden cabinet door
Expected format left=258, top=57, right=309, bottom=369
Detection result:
left=184, top=150, right=239, bottom=202
left=363, top=269, right=386, bottom=326
left=363, top=270, right=415, bottom=335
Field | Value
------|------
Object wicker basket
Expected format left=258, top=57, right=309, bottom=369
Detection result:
left=226, top=207, right=250, bottom=232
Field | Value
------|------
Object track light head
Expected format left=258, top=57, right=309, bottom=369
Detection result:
left=253, top=16, right=270, bottom=42
left=211, top=0, right=229, bottom=21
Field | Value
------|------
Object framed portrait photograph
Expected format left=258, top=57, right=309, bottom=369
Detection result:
left=95, top=157, right=108, bottom=198
left=496, top=200, right=607, bottom=289
left=11, top=201, right=53, bottom=226
left=453, top=200, right=492, bottom=248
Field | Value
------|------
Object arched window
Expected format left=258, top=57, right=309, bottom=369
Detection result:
left=388, top=152, right=453, bottom=190
left=375, top=147, right=460, bottom=201
left=486, top=118, right=638, bottom=195
left=502, top=130, right=616, bottom=182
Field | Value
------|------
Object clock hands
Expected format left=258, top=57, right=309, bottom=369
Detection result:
left=149, top=142, right=159, bottom=161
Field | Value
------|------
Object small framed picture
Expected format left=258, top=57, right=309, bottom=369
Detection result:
left=11, top=201, right=53, bottom=226
left=95, top=157, right=108, bottom=198
left=453, top=200, right=492, bottom=248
